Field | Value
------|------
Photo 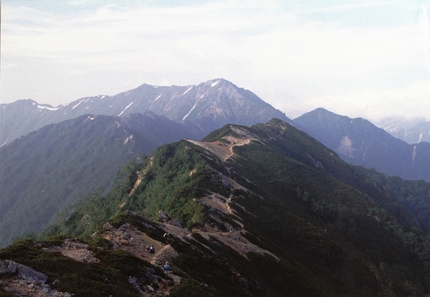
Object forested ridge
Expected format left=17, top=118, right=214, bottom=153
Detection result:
left=3, top=119, right=429, bottom=296
left=0, top=112, right=202, bottom=247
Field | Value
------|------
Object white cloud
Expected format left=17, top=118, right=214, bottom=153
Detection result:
left=302, top=79, right=430, bottom=121
left=1, top=0, right=429, bottom=122
left=417, top=1, right=430, bottom=72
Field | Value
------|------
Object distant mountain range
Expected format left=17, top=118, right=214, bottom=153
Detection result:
left=293, top=108, right=430, bottom=182
left=0, top=78, right=290, bottom=146
left=0, top=79, right=290, bottom=247
left=1, top=78, right=430, bottom=248
left=376, top=116, right=430, bottom=144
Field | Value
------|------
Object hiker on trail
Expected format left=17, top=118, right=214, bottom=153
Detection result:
left=163, top=262, right=171, bottom=274
left=229, top=227, right=233, bottom=233
left=163, top=232, right=170, bottom=243
left=149, top=245, right=155, bottom=254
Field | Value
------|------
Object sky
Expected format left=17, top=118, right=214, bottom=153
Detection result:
left=1, top=0, right=430, bottom=122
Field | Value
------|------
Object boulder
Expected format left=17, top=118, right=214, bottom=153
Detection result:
left=17, top=262, right=48, bottom=284
left=103, top=222, right=114, bottom=230
left=6, top=261, right=18, bottom=274
left=0, top=260, right=17, bottom=277
left=0, top=260, right=47, bottom=284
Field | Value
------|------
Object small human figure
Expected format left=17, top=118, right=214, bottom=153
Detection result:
left=323, top=228, right=331, bottom=237
left=229, top=226, right=233, bottom=233
left=149, top=245, right=155, bottom=254
left=163, top=232, right=170, bottom=243
left=163, top=262, right=171, bottom=274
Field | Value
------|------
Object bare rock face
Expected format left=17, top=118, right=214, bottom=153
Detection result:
left=0, top=260, right=15, bottom=277
left=0, top=259, right=48, bottom=284
left=0, top=260, right=72, bottom=297
left=42, top=238, right=100, bottom=264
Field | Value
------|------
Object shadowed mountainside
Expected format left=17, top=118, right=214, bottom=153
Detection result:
left=0, top=111, right=201, bottom=247
left=294, top=108, right=430, bottom=182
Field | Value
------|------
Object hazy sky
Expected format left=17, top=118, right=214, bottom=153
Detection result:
left=1, top=0, right=429, bottom=121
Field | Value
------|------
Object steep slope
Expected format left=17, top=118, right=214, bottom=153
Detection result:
left=294, top=108, right=430, bottom=182
left=0, top=111, right=201, bottom=248
left=0, top=79, right=290, bottom=145
left=27, top=119, right=430, bottom=296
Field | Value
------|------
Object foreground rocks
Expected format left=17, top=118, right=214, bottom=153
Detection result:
left=0, top=259, right=72, bottom=297
left=0, top=259, right=47, bottom=283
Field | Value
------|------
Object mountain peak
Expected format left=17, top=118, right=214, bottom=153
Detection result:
left=205, top=77, right=230, bottom=85
left=293, top=108, right=430, bottom=182
left=1, top=79, right=290, bottom=146
left=304, top=107, right=347, bottom=119
left=134, top=78, right=231, bottom=90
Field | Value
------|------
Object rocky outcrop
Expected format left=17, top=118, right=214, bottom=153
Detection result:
left=42, top=238, right=100, bottom=263
left=0, top=259, right=73, bottom=297
left=0, top=260, right=47, bottom=284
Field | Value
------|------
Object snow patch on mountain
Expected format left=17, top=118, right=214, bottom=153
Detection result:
left=211, top=80, right=220, bottom=88
left=183, top=95, right=205, bottom=121
left=183, top=102, right=198, bottom=121
left=37, top=105, right=59, bottom=111
left=183, top=86, right=193, bottom=95
left=412, top=145, right=417, bottom=161
left=118, top=102, right=134, bottom=116
left=72, top=100, right=84, bottom=110
left=123, top=135, right=133, bottom=144
left=84, top=115, right=96, bottom=122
